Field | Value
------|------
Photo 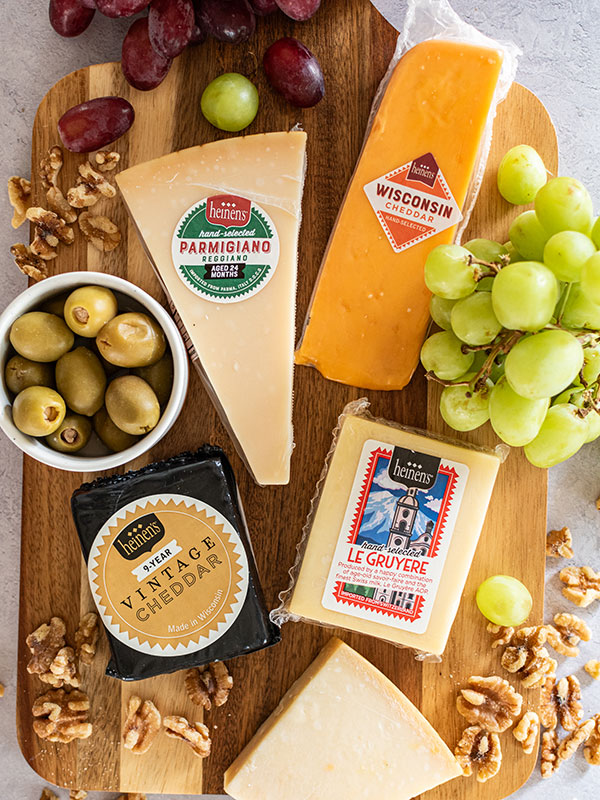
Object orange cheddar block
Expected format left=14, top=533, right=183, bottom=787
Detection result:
left=296, top=39, right=503, bottom=390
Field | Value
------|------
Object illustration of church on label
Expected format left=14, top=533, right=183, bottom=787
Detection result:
left=386, top=487, right=434, bottom=556
left=372, top=587, right=416, bottom=611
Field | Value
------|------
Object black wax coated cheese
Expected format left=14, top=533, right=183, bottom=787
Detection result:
left=71, top=446, right=280, bottom=681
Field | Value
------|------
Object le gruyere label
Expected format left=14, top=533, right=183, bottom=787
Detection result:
left=322, top=439, right=469, bottom=634
left=88, top=494, right=249, bottom=656
left=172, top=194, right=280, bottom=303
left=363, top=152, right=462, bottom=253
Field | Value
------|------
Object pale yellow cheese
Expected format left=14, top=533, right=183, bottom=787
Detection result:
left=287, top=413, right=501, bottom=654
left=116, top=132, right=307, bottom=486
left=224, top=637, right=461, bottom=800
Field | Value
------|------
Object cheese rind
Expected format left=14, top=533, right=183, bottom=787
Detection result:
left=117, top=132, right=307, bottom=486
left=224, top=638, right=461, bottom=800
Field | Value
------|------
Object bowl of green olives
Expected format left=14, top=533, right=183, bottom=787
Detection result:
left=0, top=272, right=189, bottom=471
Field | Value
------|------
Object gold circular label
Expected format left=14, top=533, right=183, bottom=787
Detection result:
left=88, top=494, right=249, bottom=656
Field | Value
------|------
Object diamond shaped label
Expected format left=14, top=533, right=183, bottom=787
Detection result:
left=363, top=153, right=463, bottom=254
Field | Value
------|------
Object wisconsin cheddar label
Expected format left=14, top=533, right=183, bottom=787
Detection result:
left=363, top=152, right=462, bottom=253
left=322, top=439, right=469, bottom=634
left=88, top=494, right=249, bottom=656
left=172, top=194, right=280, bottom=303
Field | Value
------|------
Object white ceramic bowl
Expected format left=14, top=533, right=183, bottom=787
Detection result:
left=0, top=272, right=189, bottom=472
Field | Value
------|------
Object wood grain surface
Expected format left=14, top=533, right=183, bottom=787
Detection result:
left=16, top=0, right=555, bottom=795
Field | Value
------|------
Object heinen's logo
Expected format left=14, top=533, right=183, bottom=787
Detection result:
left=113, top=513, right=165, bottom=561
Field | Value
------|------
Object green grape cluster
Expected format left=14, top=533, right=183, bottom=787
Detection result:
left=421, top=145, right=600, bottom=469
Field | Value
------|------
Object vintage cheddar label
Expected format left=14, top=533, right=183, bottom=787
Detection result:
left=363, top=153, right=462, bottom=253
left=88, top=494, right=249, bottom=656
left=322, top=439, right=469, bottom=634
left=172, top=194, right=280, bottom=303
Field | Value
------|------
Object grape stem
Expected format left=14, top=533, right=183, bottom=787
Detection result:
left=424, top=371, right=472, bottom=388
left=466, top=253, right=510, bottom=282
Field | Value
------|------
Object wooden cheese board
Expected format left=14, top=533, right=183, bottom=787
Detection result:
left=16, top=0, right=555, bottom=796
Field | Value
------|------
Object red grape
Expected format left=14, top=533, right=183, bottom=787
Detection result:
left=122, top=17, right=172, bottom=91
left=263, top=37, right=324, bottom=107
left=49, top=0, right=95, bottom=37
left=275, top=0, right=320, bottom=21
left=197, top=0, right=256, bottom=45
left=249, top=0, right=278, bottom=14
left=95, top=0, right=150, bottom=16
left=189, top=21, right=206, bottom=44
left=148, top=0, right=195, bottom=58
left=81, top=0, right=97, bottom=7
left=58, top=96, right=135, bottom=152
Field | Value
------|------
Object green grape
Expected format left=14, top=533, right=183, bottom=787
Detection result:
left=450, top=292, right=502, bottom=346
left=585, top=409, right=600, bottom=442
left=553, top=387, right=600, bottom=443
left=524, top=403, right=587, bottom=467
left=471, top=349, right=488, bottom=373
left=475, top=276, right=495, bottom=292
left=439, top=374, right=492, bottom=432
left=424, top=244, right=476, bottom=299
left=591, top=217, right=600, bottom=248
left=420, top=331, right=474, bottom=380
left=489, top=353, right=506, bottom=383
left=582, top=344, right=600, bottom=384
left=505, top=330, right=584, bottom=399
left=553, top=386, right=584, bottom=405
left=429, top=295, right=456, bottom=330
left=489, top=376, right=549, bottom=446
left=503, top=241, right=523, bottom=263
left=476, top=575, right=533, bottom=626
left=543, top=231, right=596, bottom=282
left=509, top=210, right=549, bottom=261
left=497, top=145, right=547, bottom=205
left=581, top=252, right=600, bottom=306
left=491, top=261, right=558, bottom=331
left=201, top=73, right=259, bottom=132
left=464, top=239, right=508, bottom=263
left=560, top=282, right=600, bottom=330
left=535, top=176, right=594, bottom=235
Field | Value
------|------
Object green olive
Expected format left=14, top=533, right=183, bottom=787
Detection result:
left=93, top=407, right=140, bottom=453
left=96, top=312, right=166, bottom=368
left=9, top=312, right=74, bottom=362
left=5, top=355, right=54, bottom=395
left=64, top=286, right=118, bottom=337
left=40, top=291, right=70, bottom=318
left=12, top=386, right=66, bottom=436
left=55, top=347, right=107, bottom=417
left=45, top=413, right=92, bottom=453
left=133, top=353, right=173, bottom=407
left=105, top=375, right=160, bottom=435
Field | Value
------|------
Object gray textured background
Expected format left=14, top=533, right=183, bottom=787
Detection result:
left=0, top=1, right=599, bottom=798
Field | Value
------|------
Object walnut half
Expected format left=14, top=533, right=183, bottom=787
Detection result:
left=560, top=565, right=600, bottom=607
left=541, top=730, right=559, bottom=778
left=11, top=243, right=48, bottom=282
left=8, top=176, right=31, bottom=228
left=26, top=617, right=66, bottom=676
left=163, top=715, right=211, bottom=758
left=122, top=696, right=161, bottom=755
left=454, top=725, right=502, bottom=783
left=456, top=675, right=522, bottom=733
left=546, top=527, right=574, bottom=558
left=67, top=162, right=116, bottom=208
left=32, top=688, right=92, bottom=743
left=27, top=207, right=74, bottom=260
left=584, top=714, right=600, bottom=766
left=500, top=626, right=556, bottom=688
left=78, top=212, right=121, bottom=252
left=539, top=675, right=583, bottom=732
left=546, top=612, right=592, bottom=658
left=185, top=661, right=233, bottom=711
left=513, top=711, right=540, bottom=754
left=75, top=612, right=99, bottom=666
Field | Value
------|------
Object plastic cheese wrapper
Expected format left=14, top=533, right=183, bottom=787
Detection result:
left=295, top=0, right=520, bottom=390
left=71, top=447, right=280, bottom=681
left=271, top=399, right=506, bottom=659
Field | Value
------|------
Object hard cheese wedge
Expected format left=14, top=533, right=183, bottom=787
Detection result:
left=287, top=410, right=501, bottom=655
left=117, top=132, right=307, bottom=486
left=296, top=39, right=503, bottom=390
left=224, top=637, right=461, bottom=800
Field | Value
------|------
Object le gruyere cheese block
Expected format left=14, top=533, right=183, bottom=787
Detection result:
left=224, top=637, right=461, bottom=800
left=117, top=132, right=307, bottom=486
left=296, top=39, right=503, bottom=390
left=286, top=410, right=501, bottom=655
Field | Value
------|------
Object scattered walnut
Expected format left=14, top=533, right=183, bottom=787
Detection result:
left=560, top=565, right=600, bottom=607
left=487, top=623, right=514, bottom=649
left=556, top=718, right=595, bottom=764
left=94, top=150, right=120, bottom=172
left=541, top=730, right=559, bottom=778
left=457, top=675, right=522, bottom=733
left=69, top=791, right=87, bottom=800
left=27, top=207, right=74, bottom=260
left=40, top=789, right=59, bottom=800
left=39, top=145, right=63, bottom=190
left=546, top=613, right=592, bottom=658
left=39, top=646, right=80, bottom=689
left=0, top=683, right=4, bottom=697
left=501, top=626, right=556, bottom=688
left=584, top=714, right=600, bottom=766
left=32, top=688, right=92, bottom=743
left=116, top=794, right=146, bottom=800
left=78, top=212, right=121, bottom=252
left=596, top=496, right=600, bottom=511
left=122, top=696, right=161, bottom=755
left=11, top=243, right=49, bottom=281
left=546, top=527, right=574, bottom=559
left=46, top=185, right=77, bottom=224
left=454, top=725, right=502, bottom=782
left=513, top=711, right=540, bottom=754
left=8, top=176, right=32, bottom=228
left=27, top=617, right=66, bottom=676
left=75, top=612, right=99, bottom=666
left=185, top=662, right=233, bottom=711
left=585, top=660, right=600, bottom=680
left=540, top=675, right=583, bottom=732
left=67, top=162, right=116, bottom=208
left=163, top=715, right=211, bottom=758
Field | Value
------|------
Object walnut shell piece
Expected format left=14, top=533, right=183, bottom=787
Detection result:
left=585, top=660, right=600, bottom=680
left=584, top=714, right=600, bottom=766
left=32, top=688, right=92, bottom=743
left=122, top=696, right=161, bottom=755
left=185, top=661, right=233, bottom=711
left=500, top=626, right=556, bottom=688
left=8, top=176, right=31, bottom=228
left=513, top=711, right=540, bottom=754
left=75, top=612, right=99, bottom=665
left=94, top=150, right=121, bottom=172
left=78, top=212, right=121, bottom=252
left=540, top=675, right=583, bottom=732
left=546, top=613, right=592, bottom=658
left=67, top=162, right=117, bottom=208
left=541, top=730, right=558, bottom=778
left=11, top=243, right=48, bottom=281
left=456, top=675, right=522, bottom=733
left=454, top=725, right=502, bottom=782
left=39, top=145, right=63, bottom=191
left=560, top=565, right=600, bottom=607
left=163, top=715, right=212, bottom=758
